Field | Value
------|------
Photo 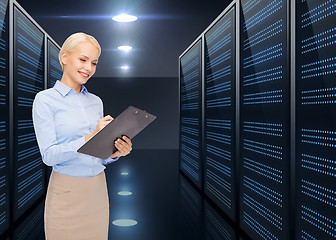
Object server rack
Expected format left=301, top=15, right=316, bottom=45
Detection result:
left=12, top=5, right=45, bottom=221
left=239, top=0, right=290, bottom=239
left=0, top=0, right=10, bottom=235
left=295, top=1, right=336, bottom=239
left=203, top=2, right=237, bottom=221
left=179, top=38, right=203, bottom=189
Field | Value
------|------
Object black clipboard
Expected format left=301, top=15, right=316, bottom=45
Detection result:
left=77, top=106, right=156, bottom=159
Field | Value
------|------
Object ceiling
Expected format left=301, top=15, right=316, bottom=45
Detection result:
left=16, top=0, right=232, bottom=78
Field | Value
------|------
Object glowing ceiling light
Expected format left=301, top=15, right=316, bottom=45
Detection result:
left=118, top=46, right=132, bottom=52
left=121, top=172, right=129, bottom=175
left=112, top=14, right=138, bottom=22
left=112, top=219, right=138, bottom=227
left=118, top=191, right=132, bottom=196
left=120, top=66, right=129, bottom=70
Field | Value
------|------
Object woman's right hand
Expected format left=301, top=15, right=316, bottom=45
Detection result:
left=85, top=115, right=114, bottom=142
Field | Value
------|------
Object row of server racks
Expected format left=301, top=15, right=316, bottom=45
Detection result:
left=179, top=0, right=336, bottom=239
left=0, top=0, right=62, bottom=237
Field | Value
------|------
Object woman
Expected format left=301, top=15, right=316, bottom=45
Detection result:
left=32, top=32, right=132, bottom=240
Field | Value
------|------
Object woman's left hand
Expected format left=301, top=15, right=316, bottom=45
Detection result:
left=110, top=136, right=132, bottom=158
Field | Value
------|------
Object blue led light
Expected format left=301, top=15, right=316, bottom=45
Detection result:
left=183, top=69, right=199, bottom=83
left=206, top=182, right=232, bottom=208
left=18, top=145, right=39, bottom=161
left=0, top=93, right=5, bottom=105
left=243, top=193, right=283, bottom=230
left=243, top=90, right=283, bottom=105
left=181, top=162, right=199, bottom=181
left=206, top=65, right=231, bottom=82
left=181, top=102, right=199, bottom=110
left=244, top=157, right=283, bottom=183
left=301, top=0, right=336, bottom=28
left=0, top=139, right=5, bottom=151
left=243, top=0, right=262, bottom=14
left=206, top=97, right=231, bottom=108
left=301, top=153, right=336, bottom=177
left=301, top=27, right=336, bottom=54
left=207, top=157, right=231, bottom=176
left=301, top=57, right=336, bottom=79
left=180, top=48, right=198, bottom=66
left=244, top=20, right=283, bottom=50
left=301, top=205, right=336, bottom=238
left=301, top=179, right=336, bottom=207
left=181, top=135, right=199, bottom=147
left=206, top=144, right=231, bottom=161
left=243, top=0, right=282, bottom=32
left=18, top=50, right=42, bottom=70
left=207, top=34, right=231, bottom=56
left=301, top=128, right=336, bottom=147
left=206, top=49, right=231, bottom=70
left=17, top=65, right=43, bottom=83
left=243, top=212, right=279, bottom=240
left=207, top=19, right=231, bottom=44
left=206, top=80, right=231, bottom=95
left=243, top=66, right=283, bottom=86
left=206, top=131, right=231, bottom=145
left=181, top=152, right=199, bottom=169
left=181, top=91, right=198, bottom=102
left=181, top=117, right=199, bottom=126
left=243, top=121, right=283, bottom=137
left=182, top=59, right=198, bottom=73
left=206, top=209, right=232, bottom=239
left=243, top=176, right=283, bottom=207
left=244, top=138, right=282, bottom=159
left=0, top=121, right=5, bottom=132
left=181, top=80, right=198, bottom=93
left=206, top=119, right=231, bottom=129
left=181, top=144, right=199, bottom=159
left=301, top=87, right=336, bottom=105
left=243, top=43, right=283, bottom=68
left=206, top=169, right=231, bottom=192
left=301, top=230, right=318, bottom=240
left=181, top=126, right=199, bottom=136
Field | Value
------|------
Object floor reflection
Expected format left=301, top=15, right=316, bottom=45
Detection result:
left=5, top=150, right=250, bottom=240
left=12, top=201, right=44, bottom=240
left=179, top=173, right=238, bottom=240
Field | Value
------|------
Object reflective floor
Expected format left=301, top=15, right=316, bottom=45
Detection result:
left=4, top=150, right=250, bottom=240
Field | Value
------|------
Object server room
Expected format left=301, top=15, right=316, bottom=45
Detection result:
left=0, top=0, right=335, bottom=239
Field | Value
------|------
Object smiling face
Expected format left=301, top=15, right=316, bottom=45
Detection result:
left=61, top=41, right=99, bottom=92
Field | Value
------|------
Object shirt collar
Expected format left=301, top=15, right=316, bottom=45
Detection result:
left=54, top=80, right=88, bottom=96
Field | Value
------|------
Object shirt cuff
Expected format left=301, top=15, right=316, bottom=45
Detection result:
left=102, top=156, right=120, bottom=165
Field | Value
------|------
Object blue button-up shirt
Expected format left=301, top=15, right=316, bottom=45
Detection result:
left=32, top=80, right=119, bottom=177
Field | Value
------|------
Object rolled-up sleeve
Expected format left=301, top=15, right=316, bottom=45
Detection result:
left=32, top=93, right=85, bottom=166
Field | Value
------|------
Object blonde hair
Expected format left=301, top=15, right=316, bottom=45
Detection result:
left=59, top=32, right=101, bottom=71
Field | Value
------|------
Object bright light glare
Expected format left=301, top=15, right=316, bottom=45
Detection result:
left=118, top=46, right=132, bottom=52
left=121, top=172, right=129, bottom=175
left=112, top=219, right=138, bottom=227
left=120, top=66, right=129, bottom=70
left=118, top=191, right=132, bottom=196
left=112, top=14, right=138, bottom=22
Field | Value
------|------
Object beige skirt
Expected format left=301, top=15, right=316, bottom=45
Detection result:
left=44, top=170, right=109, bottom=240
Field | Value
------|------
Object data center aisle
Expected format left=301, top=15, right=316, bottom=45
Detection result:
left=6, top=150, right=250, bottom=240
